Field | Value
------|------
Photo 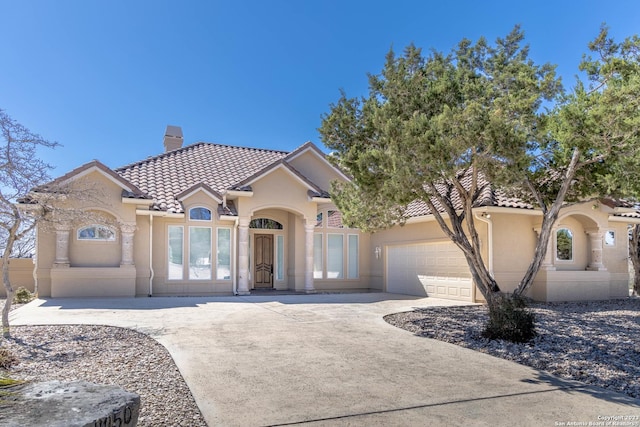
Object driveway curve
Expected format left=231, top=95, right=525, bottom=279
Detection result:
left=11, top=293, right=639, bottom=426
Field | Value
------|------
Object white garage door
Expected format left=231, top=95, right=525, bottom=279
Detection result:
left=386, top=241, right=472, bottom=301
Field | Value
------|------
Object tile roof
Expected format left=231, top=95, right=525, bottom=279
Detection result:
left=115, top=143, right=289, bottom=212
left=403, top=171, right=535, bottom=218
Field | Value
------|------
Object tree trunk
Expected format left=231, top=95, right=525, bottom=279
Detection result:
left=514, top=148, right=582, bottom=297
left=2, top=260, right=13, bottom=339
left=630, top=224, right=640, bottom=296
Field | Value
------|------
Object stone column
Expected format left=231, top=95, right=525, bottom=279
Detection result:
left=586, top=230, right=606, bottom=271
left=304, top=221, right=316, bottom=293
left=237, top=218, right=250, bottom=295
left=120, top=224, right=136, bottom=267
left=54, top=224, right=71, bottom=267
left=534, top=227, right=555, bottom=270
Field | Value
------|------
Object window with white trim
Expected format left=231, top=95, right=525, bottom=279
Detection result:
left=276, top=235, right=284, bottom=281
left=313, top=234, right=323, bottom=279
left=216, top=228, right=231, bottom=280
left=77, top=225, right=116, bottom=241
left=189, top=207, right=212, bottom=221
left=189, top=227, right=212, bottom=280
left=168, top=226, right=184, bottom=280
left=327, top=234, right=344, bottom=279
left=348, top=234, right=359, bottom=279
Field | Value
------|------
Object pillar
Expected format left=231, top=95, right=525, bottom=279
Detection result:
left=120, top=224, right=136, bottom=266
left=586, top=230, right=606, bottom=271
left=304, top=221, right=316, bottom=293
left=237, top=218, right=250, bottom=295
left=54, top=224, right=71, bottom=267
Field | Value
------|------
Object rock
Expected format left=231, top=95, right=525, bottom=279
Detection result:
left=0, top=380, right=140, bottom=427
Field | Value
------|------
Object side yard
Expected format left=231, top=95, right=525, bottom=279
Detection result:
left=385, top=298, right=640, bottom=401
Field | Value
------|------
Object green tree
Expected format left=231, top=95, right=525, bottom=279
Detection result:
left=320, top=26, right=640, bottom=310
left=320, top=26, right=560, bottom=305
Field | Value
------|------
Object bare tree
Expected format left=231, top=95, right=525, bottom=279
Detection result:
left=0, top=108, right=59, bottom=337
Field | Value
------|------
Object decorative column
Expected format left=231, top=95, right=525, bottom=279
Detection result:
left=534, top=227, right=555, bottom=270
left=304, top=221, right=316, bottom=293
left=237, top=218, right=251, bottom=295
left=54, top=224, right=71, bottom=267
left=586, top=229, right=606, bottom=271
left=120, top=224, right=137, bottom=267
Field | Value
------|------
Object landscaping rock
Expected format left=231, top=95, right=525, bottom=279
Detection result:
left=0, top=380, right=140, bottom=427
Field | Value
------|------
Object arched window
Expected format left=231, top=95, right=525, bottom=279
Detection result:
left=556, top=228, right=573, bottom=261
left=189, top=207, right=212, bottom=221
left=77, top=225, right=116, bottom=241
left=249, top=218, right=283, bottom=229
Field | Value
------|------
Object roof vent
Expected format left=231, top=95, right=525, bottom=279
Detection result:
left=163, top=125, right=183, bottom=152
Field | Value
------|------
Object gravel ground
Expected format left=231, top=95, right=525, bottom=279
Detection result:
left=0, top=301, right=207, bottom=427
left=384, top=298, right=640, bottom=401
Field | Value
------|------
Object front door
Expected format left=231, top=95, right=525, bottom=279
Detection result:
left=254, top=234, right=273, bottom=288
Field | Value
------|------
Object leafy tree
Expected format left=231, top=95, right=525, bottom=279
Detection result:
left=320, top=26, right=560, bottom=305
left=320, top=25, right=640, bottom=313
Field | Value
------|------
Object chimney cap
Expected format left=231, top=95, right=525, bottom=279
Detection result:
left=165, top=125, right=183, bottom=139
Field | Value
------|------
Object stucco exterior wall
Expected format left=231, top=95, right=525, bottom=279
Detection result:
left=370, top=218, right=489, bottom=301
left=287, top=149, right=344, bottom=192
left=0, top=258, right=36, bottom=297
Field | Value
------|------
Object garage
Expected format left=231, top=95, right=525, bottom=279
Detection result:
left=386, top=241, right=473, bottom=301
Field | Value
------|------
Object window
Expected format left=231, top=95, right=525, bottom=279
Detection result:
left=249, top=218, right=283, bottom=229
left=168, top=226, right=184, bottom=280
left=605, top=230, right=615, bottom=246
left=327, top=234, right=344, bottom=278
left=327, top=210, right=344, bottom=228
left=189, top=207, right=212, bottom=221
left=276, top=235, right=284, bottom=281
left=348, top=235, right=359, bottom=279
left=216, top=228, right=231, bottom=280
left=189, top=227, right=211, bottom=279
left=315, top=212, right=323, bottom=228
left=77, top=225, right=116, bottom=241
left=556, top=228, right=573, bottom=261
left=313, top=234, right=323, bottom=278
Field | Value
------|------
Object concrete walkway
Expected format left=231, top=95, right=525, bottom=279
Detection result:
left=11, top=293, right=640, bottom=426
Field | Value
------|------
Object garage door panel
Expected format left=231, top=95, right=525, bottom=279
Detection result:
left=387, top=242, right=472, bottom=301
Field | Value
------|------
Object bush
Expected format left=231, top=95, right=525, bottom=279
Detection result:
left=0, top=348, right=17, bottom=370
left=482, top=294, right=536, bottom=343
left=13, top=287, right=34, bottom=304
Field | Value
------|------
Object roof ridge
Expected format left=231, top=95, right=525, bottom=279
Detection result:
left=114, top=141, right=290, bottom=172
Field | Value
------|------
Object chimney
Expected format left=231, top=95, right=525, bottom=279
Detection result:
left=163, top=125, right=183, bottom=152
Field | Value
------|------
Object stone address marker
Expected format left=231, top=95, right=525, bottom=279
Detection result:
left=0, top=380, right=140, bottom=426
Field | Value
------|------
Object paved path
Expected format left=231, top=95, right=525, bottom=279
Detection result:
left=11, top=293, right=640, bottom=426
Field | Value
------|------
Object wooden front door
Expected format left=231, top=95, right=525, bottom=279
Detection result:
left=254, top=234, right=273, bottom=288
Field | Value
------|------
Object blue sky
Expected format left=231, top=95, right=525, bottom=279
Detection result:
left=1, top=1, right=639, bottom=175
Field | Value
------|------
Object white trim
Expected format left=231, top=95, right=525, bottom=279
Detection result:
left=347, top=234, right=359, bottom=279
left=225, top=190, right=254, bottom=198
left=136, top=209, right=184, bottom=218
left=310, top=197, right=331, bottom=203
left=121, top=197, right=154, bottom=206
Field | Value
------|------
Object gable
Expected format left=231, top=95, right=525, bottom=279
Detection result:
left=286, top=145, right=349, bottom=191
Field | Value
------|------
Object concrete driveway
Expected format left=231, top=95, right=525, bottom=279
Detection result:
left=11, top=293, right=640, bottom=426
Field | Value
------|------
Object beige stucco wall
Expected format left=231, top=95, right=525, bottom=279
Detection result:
left=493, top=202, right=631, bottom=301
left=370, top=218, right=489, bottom=301
left=35, top=169, right=140, bottom=297
left=0, top=258, right=36, bottom=297
left=287, top=149, right=345, bottom=192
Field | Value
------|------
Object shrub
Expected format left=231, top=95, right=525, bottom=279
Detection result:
left=0, top=348, right=17, bottom=370
left=482, top=294, right=536, bottom=343
left=13, top=287, right=34, bottom=304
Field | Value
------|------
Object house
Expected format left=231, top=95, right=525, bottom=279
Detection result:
left=27, top=126, right=638, bottom=302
